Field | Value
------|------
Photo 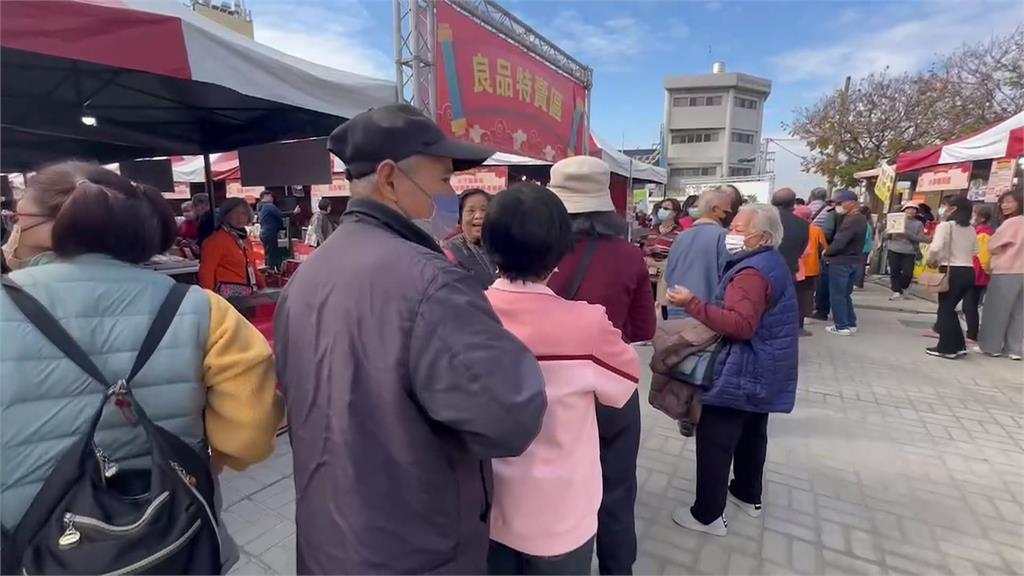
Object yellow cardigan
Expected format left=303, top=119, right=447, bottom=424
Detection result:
left=203, top=290, right=283, bottom=471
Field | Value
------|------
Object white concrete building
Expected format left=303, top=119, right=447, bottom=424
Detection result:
left=662, top=63, right=771, bottom=191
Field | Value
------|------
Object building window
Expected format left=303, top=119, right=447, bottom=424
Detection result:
left=671, top=131, right=720, bottom=144
left=729, top=166, right=753, bottom=177
left=735, top=96, right=759, bottom=110
left=731, top=131, right=755, bottom=144
left=672, top=95, right=724, bottom=107
left=671, top=167, right=718, bottom=178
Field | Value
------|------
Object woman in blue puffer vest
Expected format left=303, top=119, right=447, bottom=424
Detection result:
left=665, top=203, right=799, bottom=537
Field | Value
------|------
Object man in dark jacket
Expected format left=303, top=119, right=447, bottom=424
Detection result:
left=823, top=190, right=867, bottom=336
left=771, top=188, right=810, bottom=278
left=257, top=191, right=286, bottom=271
left=275, top=104, right=547, bottom=575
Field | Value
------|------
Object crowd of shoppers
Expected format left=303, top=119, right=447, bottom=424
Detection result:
left=2, top=97, right=1019, bottom=576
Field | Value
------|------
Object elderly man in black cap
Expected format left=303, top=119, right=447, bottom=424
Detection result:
left=823, top=189, right=868, bottom=336
left=274, top=104, right=547, bottom=575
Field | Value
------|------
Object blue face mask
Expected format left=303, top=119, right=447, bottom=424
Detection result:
left=688, top=207, right=701, bottom=218
left=397, top=165, right=460, bottom=241
left=657, top=208, right=673, bottom=222
left=425, top=194, right=460, bottom=240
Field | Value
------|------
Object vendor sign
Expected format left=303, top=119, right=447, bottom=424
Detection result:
left=885, top=212, right=906, bottom=235
left=434, top=0, right=589, bottom=162
left=310, top=176, right=350, bottom=198
left=451, top=166, right=508, bottom=194
left=874, top=163, right=895, bottom=206
left=916, top=162, right=971, bottom=193
left=226, top=181, right=264, bottom=198
left=987, top=157, right=1015, bottom=202
left=163, top=182, right=191, bottom=200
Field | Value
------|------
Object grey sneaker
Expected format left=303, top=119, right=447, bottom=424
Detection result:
left=729, top=493, right=763, bottom=518
left=672, top=508, right=727, bottom=537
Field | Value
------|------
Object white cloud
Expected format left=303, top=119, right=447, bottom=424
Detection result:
left=248, top=0, right=392, bottom=79
left=771, top=2, right=1022, bottom=85
left=543, top=10, right=686, bottom=68
left=705, top=1, right=723, bottom=13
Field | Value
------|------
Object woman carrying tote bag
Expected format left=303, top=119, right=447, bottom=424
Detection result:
left=925, top=195, right=978, bottom=360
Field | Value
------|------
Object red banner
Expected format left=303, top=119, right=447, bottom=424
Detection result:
left=451, top=165, right=508, bottom=194
left=435, top=1, right=588, bottom=162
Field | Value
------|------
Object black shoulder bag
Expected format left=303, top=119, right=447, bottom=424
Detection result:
left=0, top=279, right=221, bottom=575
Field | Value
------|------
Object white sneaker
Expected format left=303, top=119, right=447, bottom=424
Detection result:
left=672, top=508, right=727, bottom=537
left=1010, top=355, right=1022, bottom=361
left=889, top=292, right=903, bottom=301
left=729, top=493, right=763, bottom=518
left=848, top=327, right=859, bottom=334
left=826, top=326, right=854, bottom=336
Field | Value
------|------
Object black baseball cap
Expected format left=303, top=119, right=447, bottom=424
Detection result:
left=328, top=104, right=494, bottom=179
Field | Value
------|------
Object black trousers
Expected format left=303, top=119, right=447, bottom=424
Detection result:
left=888, top=251, right=916, bottom=294
left=692, top=405, right=768, bottom=525
left=795, top=277, right=816, bottom=328
left=964, top=285, right=986, bottom=341
left=813, top=263, right=830, bottom=318
left=595, top=391, right=641, bottom=575
left=936, top=266, right=976, bottom=354
left=489, top=537, right=595, bottom=575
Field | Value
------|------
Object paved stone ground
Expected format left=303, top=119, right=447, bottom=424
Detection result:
left=224, top=281, right=1024, bottom=575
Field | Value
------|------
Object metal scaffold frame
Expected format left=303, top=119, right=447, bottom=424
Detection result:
left=394, top=0, right=593, bottom=152
left=394, top=0, right=437, bottom=118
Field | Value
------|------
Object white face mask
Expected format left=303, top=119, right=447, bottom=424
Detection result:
left=835, top=205, right=847, bottom=215
left=724, top=233, right=746, bottom=254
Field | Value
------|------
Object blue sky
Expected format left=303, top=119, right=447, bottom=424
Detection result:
left=245, top=0, right=1022, bottom=190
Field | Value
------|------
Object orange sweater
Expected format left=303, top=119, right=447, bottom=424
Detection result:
left=199, top=229, right=266, bottom=291
left=799, top=224, right=828, bottom=278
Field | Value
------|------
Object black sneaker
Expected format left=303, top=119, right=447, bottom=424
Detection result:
left=926, top=347, right=958, bottom=360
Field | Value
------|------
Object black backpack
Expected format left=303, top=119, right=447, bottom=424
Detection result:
left=0, top=279, right=221, bottom=575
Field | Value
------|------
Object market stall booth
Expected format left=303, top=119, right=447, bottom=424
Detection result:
left=894, top=111, right=1024, bottom=209
left=1, top=0, right=394, bottom=172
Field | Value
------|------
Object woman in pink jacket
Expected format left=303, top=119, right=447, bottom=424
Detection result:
left=482, top=182, right=641, bottom=575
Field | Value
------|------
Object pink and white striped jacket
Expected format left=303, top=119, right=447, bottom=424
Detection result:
left=485, top=279, right=640, bottom=556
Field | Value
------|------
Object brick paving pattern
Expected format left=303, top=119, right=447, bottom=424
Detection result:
left=225, top=283, right=1024, bottom=575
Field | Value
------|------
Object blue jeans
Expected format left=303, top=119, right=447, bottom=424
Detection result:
left=828, top=263, right=858, bottom=329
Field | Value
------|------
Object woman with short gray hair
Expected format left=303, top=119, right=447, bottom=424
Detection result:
left=665, top=203, right=799, bottom=537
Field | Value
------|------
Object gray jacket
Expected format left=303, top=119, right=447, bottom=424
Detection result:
left=1, top=256, right=209, bottom=529
left=274, top=199, right=546, bottom=574
left=887, top=218, right=927, bottom=255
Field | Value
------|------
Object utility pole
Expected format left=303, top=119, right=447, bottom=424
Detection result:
left=830, top=75, right=852, bottom=192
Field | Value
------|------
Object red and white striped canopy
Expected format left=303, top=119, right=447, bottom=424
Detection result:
left=896, top=111, right=1024, bottom=173
left=1, top=0, right=394, bottom=171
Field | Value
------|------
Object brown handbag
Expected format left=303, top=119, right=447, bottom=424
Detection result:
left=919, top=222, right=951, bottom=293
left=918, top=270, right=949, bottom=293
